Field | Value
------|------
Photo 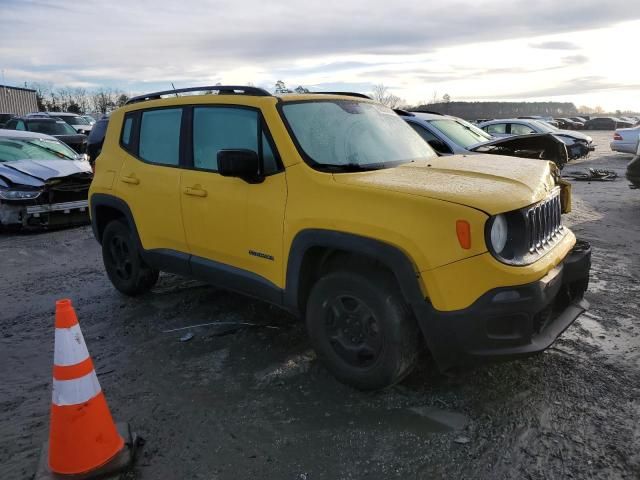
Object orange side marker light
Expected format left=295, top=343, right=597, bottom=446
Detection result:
left=456, top=220, right=471, bottom=249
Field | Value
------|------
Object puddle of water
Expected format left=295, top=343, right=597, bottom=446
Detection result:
left=566, top=312, right=639, bottom=366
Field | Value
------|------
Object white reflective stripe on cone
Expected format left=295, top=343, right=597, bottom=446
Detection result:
left=52, top=370, right=102, bottom=406
left=54, top=324, right=90, bottom=366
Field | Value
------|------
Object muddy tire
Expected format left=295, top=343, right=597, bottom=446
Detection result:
left=102, top=220, right=159, bottom=296
left=306, top=266, right=421, bottom=390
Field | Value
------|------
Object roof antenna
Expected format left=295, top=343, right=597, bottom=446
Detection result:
left=171, top=83, right=179, bottom=97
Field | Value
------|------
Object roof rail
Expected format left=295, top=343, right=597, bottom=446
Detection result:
left=307, top=91, right=372, bottom=100
left=393, top=109, right=414, bottom=117
left=410, top=110, right=444, bottom=116
left=126, top=85, right=272, bottom=105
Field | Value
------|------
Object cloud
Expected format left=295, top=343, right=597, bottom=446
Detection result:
left=0, top=0, right=636, bottom=89
left=478, top=76, right=640, bottom=99
left=530, top=40, right=581, bottom=50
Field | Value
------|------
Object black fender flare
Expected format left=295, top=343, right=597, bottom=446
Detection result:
left=90, top=193, right=140, bottom=246
left=284, top=229, right=426, bottom=314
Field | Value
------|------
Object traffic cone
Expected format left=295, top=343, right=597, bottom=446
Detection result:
left=35, top=299, right=138, bottom=479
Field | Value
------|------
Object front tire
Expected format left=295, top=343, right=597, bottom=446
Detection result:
left=102, top=220, right=159, bottom=296
left=306, top=266, right=421, bottom=390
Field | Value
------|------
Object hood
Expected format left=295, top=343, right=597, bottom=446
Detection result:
left=468, top=134, right=567, bottom=168
left=332, top=155, right=557, bottom=215
left=0, top=159, right=92, bottom=187
left=556, top=130, right=591, bottom=142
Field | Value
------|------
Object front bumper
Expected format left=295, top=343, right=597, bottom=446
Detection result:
left=0, top=200, right=89, bottom=228
left=415, top=240, right=591, bottom=371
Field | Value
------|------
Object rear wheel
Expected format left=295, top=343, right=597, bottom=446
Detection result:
left=102, top=220, right=159, bottom=295
left=306, top=266, right=421, bottom=390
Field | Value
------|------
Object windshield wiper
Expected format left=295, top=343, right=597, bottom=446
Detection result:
left=24, top=141, right=75, bottom=161
left=314, top=162, right=384, bottom=172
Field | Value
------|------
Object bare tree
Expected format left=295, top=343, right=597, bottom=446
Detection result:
left=370, top=84, right=404, bottom=109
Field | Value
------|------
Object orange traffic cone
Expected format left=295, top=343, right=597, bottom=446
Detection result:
left=35, top=299, right=137, bottom=479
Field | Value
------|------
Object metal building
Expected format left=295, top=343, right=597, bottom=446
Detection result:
left=0, top=85, right=38, bottom=115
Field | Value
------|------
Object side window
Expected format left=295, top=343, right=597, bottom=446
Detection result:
left=193, top=107, right=279, bottom=174
left=486, top=123, right=507, bottom=134
left=5, top=120, right=17, bottom=129
left=16, top=120, right=26, bottom=130
left=139, top=108, right=182, bottom=166
left=510, top=123, right=535, bottom=135
left=408, top=123, right=452, bottom=154
left=121, top=115, right=133, bottom=149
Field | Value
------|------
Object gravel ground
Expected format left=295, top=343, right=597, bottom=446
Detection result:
left=1, top=131, right=638, bottom=479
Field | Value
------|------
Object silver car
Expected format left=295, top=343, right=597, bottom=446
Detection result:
left=610, top=126, right=640, bottom=154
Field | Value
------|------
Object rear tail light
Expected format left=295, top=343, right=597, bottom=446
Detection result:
left=613, top=133, right=623, bottom=140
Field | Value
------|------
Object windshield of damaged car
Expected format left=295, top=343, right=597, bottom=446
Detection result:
left=58, top=115, right=91, bottom=126
left=530, top=120, right=558, bottom=133
left=429, top=119, right=492, bottom=148
left=26, top=120, right=78, bottom=136
left=281, top=100, right=435, bottom=170
left=0, top=138, right=78, bottom=162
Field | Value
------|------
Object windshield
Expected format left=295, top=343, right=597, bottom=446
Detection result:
left=281, top=101, right=435, bottom=170
left=57, top=115, right=90, bottom=126
left=429, top=118, right=492, bottom=148
left=533, top=120, right=560, bottom=133
left=27, top=120, right=78, bottom=135
left=0, top=137, right=78, bottom=162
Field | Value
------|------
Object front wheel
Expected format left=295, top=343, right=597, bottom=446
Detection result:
left=102, top=220, right=159, bottom=295
left=306, top=267, right=421, bottom=390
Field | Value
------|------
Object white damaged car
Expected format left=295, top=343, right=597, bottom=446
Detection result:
left=0, top=129, right=93, bottom=229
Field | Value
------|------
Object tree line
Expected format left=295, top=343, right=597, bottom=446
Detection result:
left=26, top=80, right=625, bottom=118
left=27, top=83, right=130, bottom=114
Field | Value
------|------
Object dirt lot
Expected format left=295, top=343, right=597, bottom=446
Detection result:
left=1, top=131, right=638, bottom=479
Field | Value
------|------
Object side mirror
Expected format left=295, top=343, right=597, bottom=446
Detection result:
left=217, top=149, right=262, bottom=183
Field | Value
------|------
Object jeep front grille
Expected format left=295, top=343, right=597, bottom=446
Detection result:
left=526, top=189, right=563, bottom=253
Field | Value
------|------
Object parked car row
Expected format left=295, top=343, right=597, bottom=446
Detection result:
left=3, top=116, right=88, bottom=153
left=398, top=111, right=569, bottom=168
left=477, top=118, right=594, bottom=160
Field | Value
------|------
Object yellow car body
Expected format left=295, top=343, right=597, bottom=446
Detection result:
left=90, top=88, right=591, bottom=383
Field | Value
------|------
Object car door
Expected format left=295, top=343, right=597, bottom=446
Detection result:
left=180, top=105, right=287, bottom=289
left=114, top=107, right=189, bottom=263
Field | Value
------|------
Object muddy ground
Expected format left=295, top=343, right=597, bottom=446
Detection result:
left=1, top=131, right=638, bottom=479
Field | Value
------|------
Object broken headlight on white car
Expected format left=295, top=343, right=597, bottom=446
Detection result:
left=0, top=189, right=42, bottom=200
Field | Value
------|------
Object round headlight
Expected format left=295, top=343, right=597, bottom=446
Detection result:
left=490, top=214, right=508, bottom=254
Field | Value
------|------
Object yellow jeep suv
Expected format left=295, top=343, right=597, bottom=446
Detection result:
left=89, top=86, right=591, bottom=390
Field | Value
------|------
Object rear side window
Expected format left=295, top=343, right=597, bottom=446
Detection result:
left=510, top=123, right=535, bottom=135
left=486, top=123, right=507, bottom=134
left=192, top=107, right=279, bottom=174
left=139, top=109, right=182, bottom=166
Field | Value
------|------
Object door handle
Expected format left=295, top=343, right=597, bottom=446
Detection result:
left=183, top=186, right=208, bottom=198
left=120, top=175, right=140, bottom=185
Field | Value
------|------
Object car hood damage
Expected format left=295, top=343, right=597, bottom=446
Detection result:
left=469, top=133, right=569, bottom=169
left=0, top=159, right=92, bottom=188
left=332, top=155, right=558, bottom=215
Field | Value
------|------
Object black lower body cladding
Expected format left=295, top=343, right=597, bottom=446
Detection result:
left=627, top=156, right=640, bottom=188
left=415, top=240, right=592, bottom=371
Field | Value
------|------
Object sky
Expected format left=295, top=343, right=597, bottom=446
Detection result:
left=1, top=0, right=639, bottom=111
